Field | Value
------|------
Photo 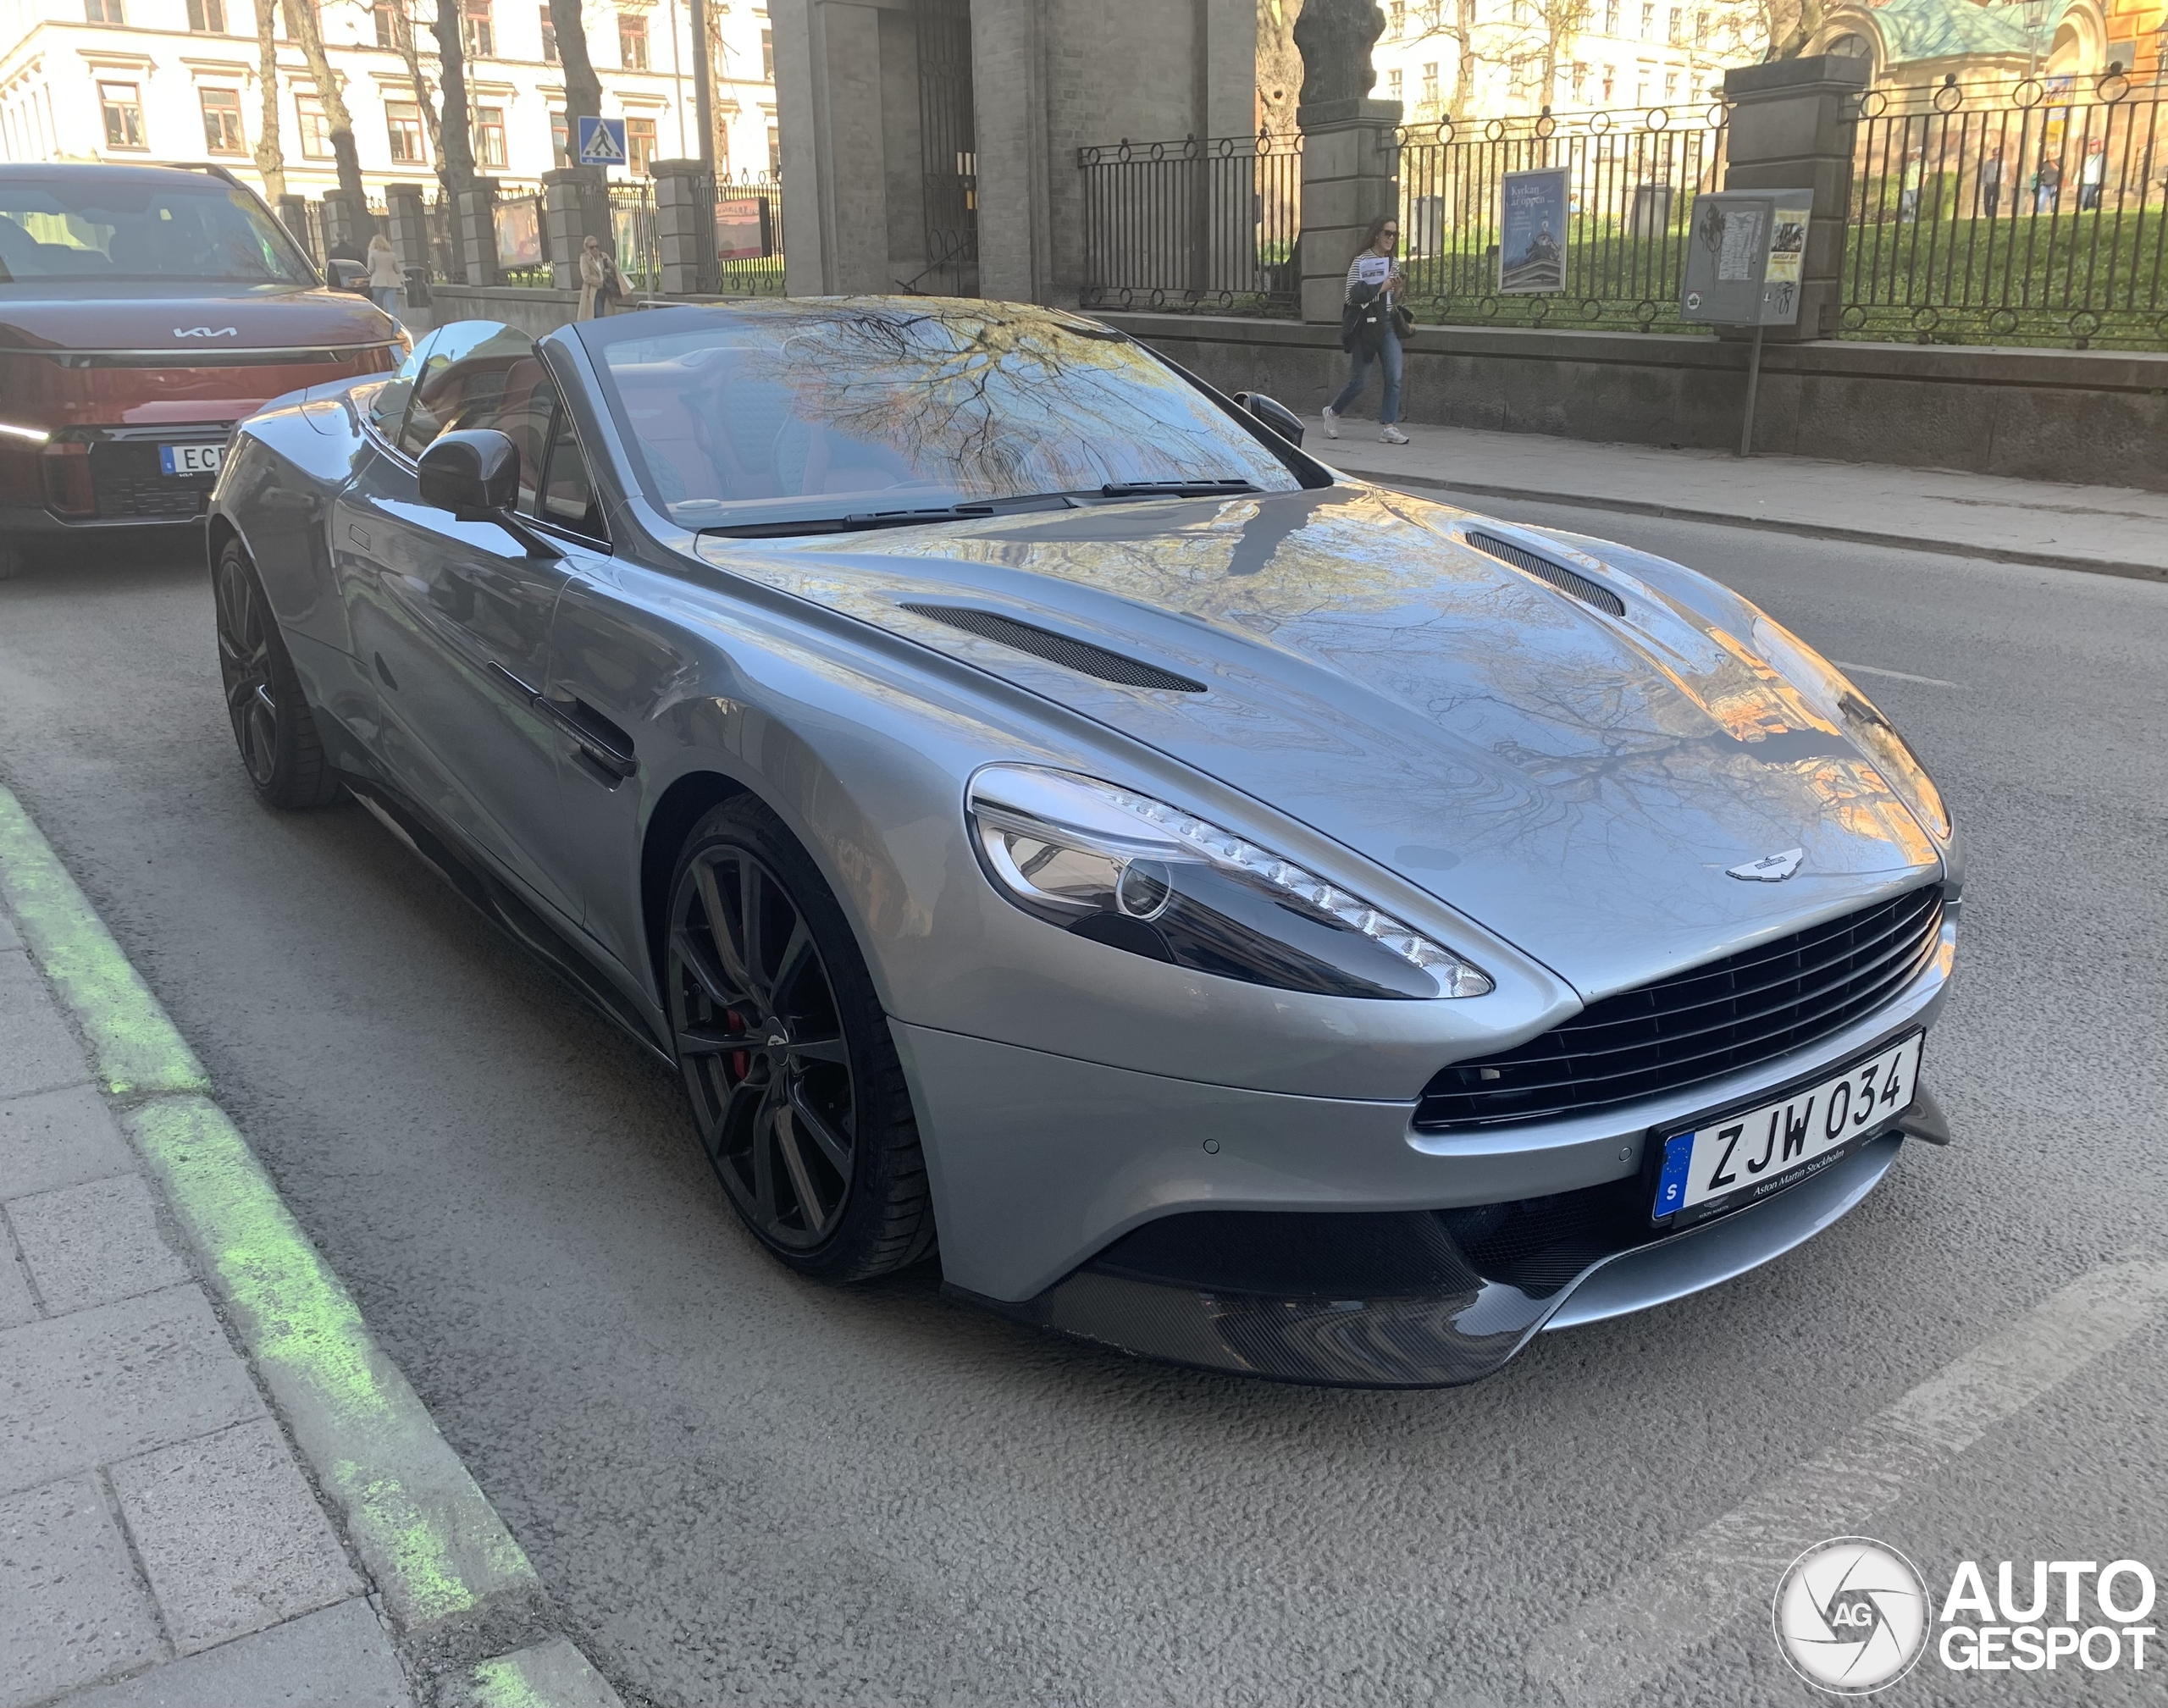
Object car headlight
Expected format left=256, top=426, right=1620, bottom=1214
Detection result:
left=965, top=765, right=1492, bottom=999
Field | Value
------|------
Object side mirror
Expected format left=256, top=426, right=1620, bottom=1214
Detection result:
left=326, top=257, right=369, bottom=295
left=1236, top=390, right=1305, bottom=447
left=418, top=428, right=521, bottom=517
left=416, top=428, right=561, bottom=558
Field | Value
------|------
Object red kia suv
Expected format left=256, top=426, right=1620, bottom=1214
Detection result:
left=0, top=162, right=402, bottom=578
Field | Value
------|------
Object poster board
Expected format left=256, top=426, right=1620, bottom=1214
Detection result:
left=1499, top=167, right=1569, bottom=295
left=715, top=196, right=773, bottom=263
left=1680, top=189, right=1813, bottom=326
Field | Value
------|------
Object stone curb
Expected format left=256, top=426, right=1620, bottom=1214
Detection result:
left=0, top=783, right=615, bottom=1703
left=1331, top=462, right=2168, bottom=583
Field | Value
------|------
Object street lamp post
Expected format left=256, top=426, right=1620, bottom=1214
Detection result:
left=2021, top=0, right=2051, bottom=80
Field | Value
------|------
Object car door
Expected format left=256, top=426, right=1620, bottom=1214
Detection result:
left=335, top=324, right=584, bottom=925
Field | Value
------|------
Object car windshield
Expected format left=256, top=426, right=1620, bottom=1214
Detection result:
left=583, top=303, right=1305, bottom=532
left=0, top=174, right=313, bottom=286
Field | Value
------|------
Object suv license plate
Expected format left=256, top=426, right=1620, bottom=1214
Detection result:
left=1651, top=1032, right=1922, bottom=1228
left=159, top=443, right=223, bottom=477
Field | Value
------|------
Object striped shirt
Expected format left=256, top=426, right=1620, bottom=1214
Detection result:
left=1344, top=252, right=1400, bottom=307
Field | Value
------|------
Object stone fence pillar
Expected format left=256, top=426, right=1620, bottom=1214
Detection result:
left=543, top=166, right=612, bottom=289
left=652, top=159, right=714, bottom=297
left=456, top=177, right=501, bottom=287
left=276, top=194, right=312, bottom=258
left=320, top=190, right=368, bottom=255
left=1295, top=97, right=1402, bottom=324
left=384, top=183, right=429, bottom=271
left=1722, top=55, right=1870, bottom=341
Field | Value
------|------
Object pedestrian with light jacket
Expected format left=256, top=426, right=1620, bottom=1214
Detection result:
left=1321, top=214, right=1411, bottom=445
left=364, top=233, right=404, bottom=323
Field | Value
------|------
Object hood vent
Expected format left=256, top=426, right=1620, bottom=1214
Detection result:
left=900, top=604, right=1208, bottom=693
left=1463, top=531, right=1627, bottom=617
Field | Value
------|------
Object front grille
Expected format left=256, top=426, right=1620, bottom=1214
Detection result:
left=91, top=442, right=218, bottom=520
left=1415, top=885, right=1945, bottom=1131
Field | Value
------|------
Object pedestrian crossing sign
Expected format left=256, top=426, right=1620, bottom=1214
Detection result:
left=576, top=116, right=628, bottom=169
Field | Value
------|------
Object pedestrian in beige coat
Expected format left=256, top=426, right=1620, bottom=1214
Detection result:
left=578, top=235, right=626, bottom=320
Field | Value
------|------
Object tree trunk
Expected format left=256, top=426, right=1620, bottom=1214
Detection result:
left=393, top=0, right=441, bottom=163
left=280, top=0, right=366, bottom=205
left=548, top=0, right=605, bottom=158
left=432, top=0, right=473, bottom=192
left=1256, top=0, right=1303, bottom=141
left=1451, top=0, right=1479, bottom=120
left=252, top=0, right=285, bottom=200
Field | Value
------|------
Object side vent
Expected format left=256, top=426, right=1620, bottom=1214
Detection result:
left=899, top=603, right=1208, bottom=693
left=1464, top=531, right=1628, bottom=617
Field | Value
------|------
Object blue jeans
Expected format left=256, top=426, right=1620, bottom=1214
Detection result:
left=1330, top=328, right=1402, bottom=425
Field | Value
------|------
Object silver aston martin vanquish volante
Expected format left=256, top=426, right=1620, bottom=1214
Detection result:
left=208, top=299, right=1958, bottom=1385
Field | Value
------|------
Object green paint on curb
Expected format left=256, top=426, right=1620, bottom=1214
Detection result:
left=0, top=784, right=208, bottom=1099
left=457, top=1639, right=625, bottom=1708
left=0, top=780, right=539, bottom=1639
left=129, top=1091, right=539, bottom=1630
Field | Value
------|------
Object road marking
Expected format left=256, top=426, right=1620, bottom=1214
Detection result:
left=1523, top=1258, right=2168, bottom=1705
left=1833, top=660, right=1961, bottom=688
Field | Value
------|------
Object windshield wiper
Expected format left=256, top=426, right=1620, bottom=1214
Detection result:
left=1097, top=478, right=1262, bottom=499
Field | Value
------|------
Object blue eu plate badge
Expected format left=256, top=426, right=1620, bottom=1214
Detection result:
left=1653, top=1133, right=1695, bottom=1218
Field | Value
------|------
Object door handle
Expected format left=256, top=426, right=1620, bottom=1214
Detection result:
left=485, top=662, right=639, bottom=780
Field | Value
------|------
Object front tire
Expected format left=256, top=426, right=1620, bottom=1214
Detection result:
left=665, top=797, right=936, bottom=1282
left=213, top=538, right=340, bottom=809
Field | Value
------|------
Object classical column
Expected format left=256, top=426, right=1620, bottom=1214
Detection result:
left=652, top=158, right=716, bottom=296
left=1722, top=55, right=1870, bottom=341
left=1292, top=0, right=1401, bottom=324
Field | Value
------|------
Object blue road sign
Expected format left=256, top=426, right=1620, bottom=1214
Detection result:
left=576, top=116, right=628, bottom=169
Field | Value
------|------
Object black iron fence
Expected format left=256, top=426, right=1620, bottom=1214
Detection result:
left=707, top=172, right=786, bottom=296
left=1394, top=104, right=1728, bottom=332
left=1842, top=73, right=2168, bottom=348
left=609, top=181, right=659, bottom=291
left=1077, top=130, right=1302, bottom=316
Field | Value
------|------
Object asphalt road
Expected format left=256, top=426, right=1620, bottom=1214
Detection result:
left=3, top=500, right=2164, bottom=1708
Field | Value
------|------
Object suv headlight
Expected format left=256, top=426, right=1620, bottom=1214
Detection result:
left=965, top=766, right=1492, bottom=999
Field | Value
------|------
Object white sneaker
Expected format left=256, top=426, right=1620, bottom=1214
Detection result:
left=1380, top=424, right=1409, bottom=445
left=1320, top=406, right=1341, bottom=439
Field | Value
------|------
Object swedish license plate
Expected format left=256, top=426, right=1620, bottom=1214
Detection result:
left=159, top=443, right=222, bottom=477
left=1651, top=1032, right=1922, bottom=1228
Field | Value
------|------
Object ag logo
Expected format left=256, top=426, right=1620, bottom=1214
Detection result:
left=1773, top=1538, right=1930, bottom=1694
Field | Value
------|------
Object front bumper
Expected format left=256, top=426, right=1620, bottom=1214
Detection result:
left=908, top=915, right=1957, bottom=1385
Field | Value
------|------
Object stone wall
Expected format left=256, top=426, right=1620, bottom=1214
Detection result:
left=1107, top=312, right=2168, bottom=491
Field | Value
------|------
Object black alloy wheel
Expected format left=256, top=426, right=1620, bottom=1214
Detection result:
left=666, top=798, right=936, bottom=1281
left=213, top=538, right=339, bottom=809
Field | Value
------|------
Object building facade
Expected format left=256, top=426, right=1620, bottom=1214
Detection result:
left=1370, top=0, right=1767, bottom=122
left=0, top=0, right=781, bottom=197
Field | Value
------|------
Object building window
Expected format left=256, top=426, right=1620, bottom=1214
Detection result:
left=539, top=6, right=556, bottom=63
left=462, top=0, right=494, bottom=58
left=1667, top=7, right=1682, bottom=42
left=475, top=103, right=506, bottom=169
left=199, top=87, right=245, bottom=152
left=550, top=109, right=568, bottom=168
left=1601, top=0, right=1618, bottom=33
left=1635, top=64, right=1651, bottom=105
left=1420, top=62, right=1439, bottom=107
left=85, top=0, right=125, bottom=20
left=1388, top=1, right=1404, bottom=33
left=618, top=10, right=648, bottom=70
left=186, top=0, right=228, bottom=31
left=296, top=92, right=333, bottom=157
left=1571, top=61, right=1588, bottom=102
left=99, top=80, right=146, bottom=147
left=1601, top=64, right=1616, bottom=100
left=1386, top=68, right=1402, bottom=101
left=1663, top=69, right=1679, bottom=101
left=626, top=113, right=655, bottom=172
left=1639, top=3, right=1653, bottom=36
left=386, top=98, right=427, bottom=162
left=760, top=28, right=772, bottom=80
left=373, top=2, right=411, bottom=49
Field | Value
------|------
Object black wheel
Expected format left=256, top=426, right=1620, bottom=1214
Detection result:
left=666, top=798, right=935, bottom=1282
left=213, top=538, right=339, bottom=809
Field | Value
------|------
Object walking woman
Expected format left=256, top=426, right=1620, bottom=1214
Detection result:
left=578, top=235, right=626, bottom=320
left=364, top=231, right=403, bottom=323
left=1321, top=214, right=1410, bottom=445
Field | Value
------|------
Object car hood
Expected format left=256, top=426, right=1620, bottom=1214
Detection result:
left=0, top=284, right=393, bottom=353
left=700, top=484, right=1944, bottom=998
